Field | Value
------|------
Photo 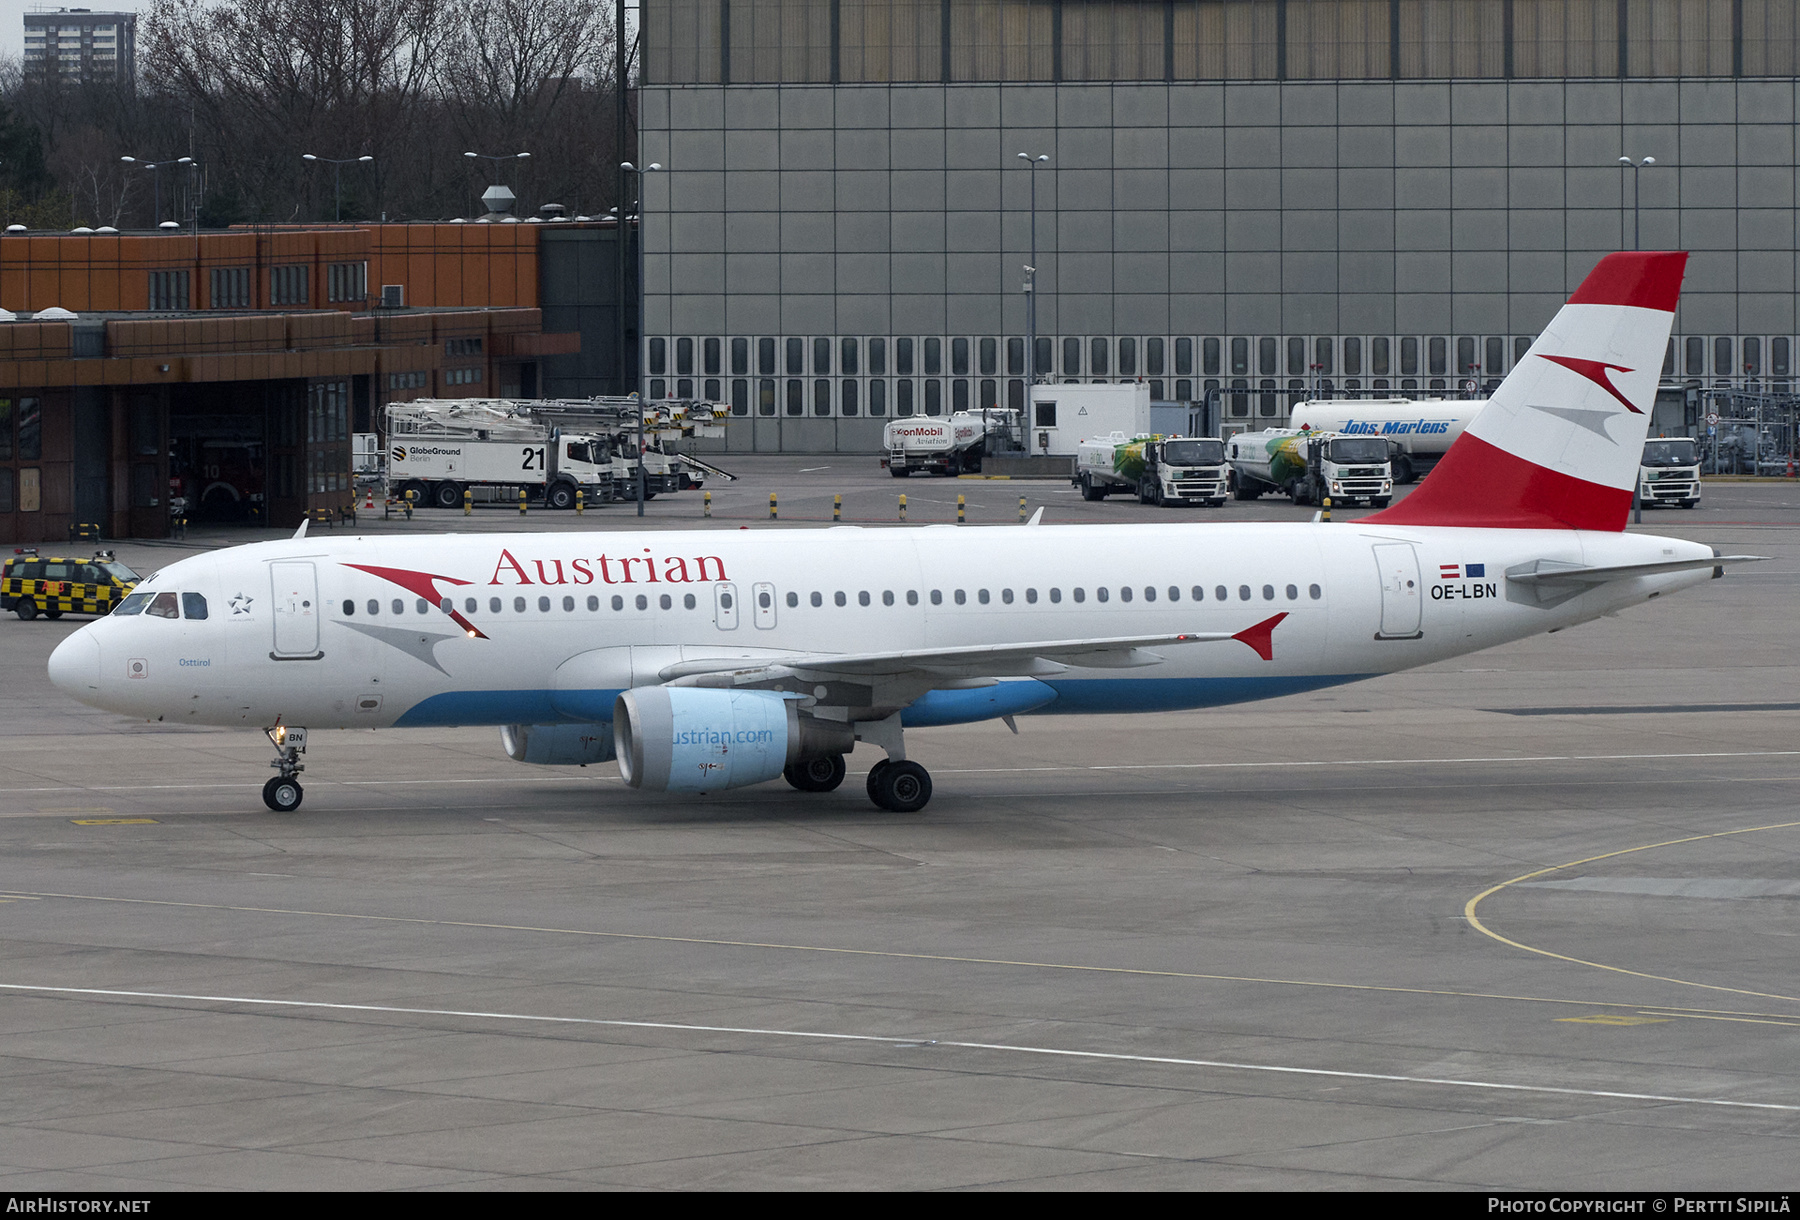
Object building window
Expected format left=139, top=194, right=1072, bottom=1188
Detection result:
left=271, top=264, right=309, bottom=306
left=327, top=261, right=367, bottom=303
left=208, top=267, right=251, bottom=309
left=731, top=337, right=749, bottom=375
left=148, top=269, right=189, bottom=311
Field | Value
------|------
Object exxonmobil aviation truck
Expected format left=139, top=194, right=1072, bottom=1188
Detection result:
left=881, top=411, right=1011, bottom=476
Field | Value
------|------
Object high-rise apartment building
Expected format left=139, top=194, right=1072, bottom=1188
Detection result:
left=22, top=7, right=136, bottom=86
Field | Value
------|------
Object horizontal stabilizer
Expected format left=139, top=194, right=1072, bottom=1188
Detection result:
left=1506, top=554, right=1767, bottom=586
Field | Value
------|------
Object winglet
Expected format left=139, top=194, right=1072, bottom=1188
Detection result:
left=293, top=518, right=309, bottom=540
left=1026, top=507, right=1045, bottom=526
left=1231, top=612, right=1289, bottom=662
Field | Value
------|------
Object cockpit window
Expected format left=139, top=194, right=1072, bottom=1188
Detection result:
left=147, top=592, right=180, bottom=619
left=181, top=592, right=209, bottom=620
left=114, top=592, right=150, bottom=616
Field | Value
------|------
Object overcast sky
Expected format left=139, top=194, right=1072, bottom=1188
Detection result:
left=0, top=2, right=150, bottom=62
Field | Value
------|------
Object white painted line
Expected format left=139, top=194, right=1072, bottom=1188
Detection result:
left=1, top=982, right=1793, bottom=1114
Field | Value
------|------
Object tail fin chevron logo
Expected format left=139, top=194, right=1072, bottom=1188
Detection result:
left=1536, top=355, right=1642, bottom=414
left=1366, top=250, right=1687, bottom=533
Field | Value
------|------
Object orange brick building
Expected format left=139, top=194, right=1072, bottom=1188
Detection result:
left=0, top=222, right=591, bottom=543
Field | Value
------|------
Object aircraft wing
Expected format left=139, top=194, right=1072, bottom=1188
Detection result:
left=1506, top=553, right=1767, bottom=586
left=659, top=614, right=1290, bottom=685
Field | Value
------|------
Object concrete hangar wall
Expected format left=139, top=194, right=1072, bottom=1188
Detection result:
left=640, top=0, right=1800, bottom=453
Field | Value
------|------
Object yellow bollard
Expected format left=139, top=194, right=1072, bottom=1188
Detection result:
left=833, top=493, right=842, bottom=522
left=519, top=487, right=527, bottom=516
left=704, top=490, right=712, bottom=518
left=957, top=494, right=965, bottom=524
left=899, top=494, right=907, bottom=522
left=463, top=487, right=472, bottom=516
left=1019, top=495, right=1027, bottom=521
left=1322, top=495, right=1332, bottom=523
left=576, top=488, right=584, bottom=514
left=404, top=489, right=415, bottom=521
left=769, top=492, right=777, bottom=520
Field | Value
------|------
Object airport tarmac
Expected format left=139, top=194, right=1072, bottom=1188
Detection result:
left=1, top=468, right=1797, bottom=1190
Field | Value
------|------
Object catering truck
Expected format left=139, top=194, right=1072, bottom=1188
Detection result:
left=387, top=400, right=616, bottom=509
left=881, top=410, right=1014, bottom=476
left=1226, top=428, right=1394, bottom=507
left=1637, top=436, right=1702, bottom=508
left=1286, top=398, right=1478, bottom=484
left=1073, top=433, right=1229, bottom=506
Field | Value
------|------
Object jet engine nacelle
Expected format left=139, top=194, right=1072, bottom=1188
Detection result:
left=613, top=687, right=854, bottom=792
left=501, top=722, right=617, bottom=766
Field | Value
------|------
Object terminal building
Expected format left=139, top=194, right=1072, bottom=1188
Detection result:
left=0, top=222, right=615, bottom=545
left=640, top=0, right=1800, bottom=452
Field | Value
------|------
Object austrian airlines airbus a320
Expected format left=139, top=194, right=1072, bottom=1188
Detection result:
left=49, top=252, right=1758, bottom=813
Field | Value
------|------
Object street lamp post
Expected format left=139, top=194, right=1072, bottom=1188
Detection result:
left=1618, top=155, right=1656, bottom=251
left=303, top=154, right=374, bottom=223
left=622, top=160, right=662, bottom=517
left=1016, top=153, right=1050, bottom=428
left=120, top=156, right=192, bottom=227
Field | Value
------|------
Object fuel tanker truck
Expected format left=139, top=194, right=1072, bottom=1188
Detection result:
left=880, top=410, right=1014, bottom=476
left=1286, top=398, right=1477, bottom=484
left=1225, top=428, right=1393, bottom=508
left=1073, top=433, right=1229, bottom=506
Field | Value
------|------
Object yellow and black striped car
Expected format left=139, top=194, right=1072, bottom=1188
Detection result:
left=2, top=550, right=141, bottom=621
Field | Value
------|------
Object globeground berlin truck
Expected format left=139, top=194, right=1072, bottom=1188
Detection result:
left=1226, top=428, right=1394, bottom=507
left=1638, top=436, right=1702, bottom=508
left=387, top=400, right=616, bottom=509
left=1073, top=433, right=1229, bottom=505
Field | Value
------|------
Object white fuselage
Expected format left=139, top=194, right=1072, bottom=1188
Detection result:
left=50, top=522, right=1716, bottom=733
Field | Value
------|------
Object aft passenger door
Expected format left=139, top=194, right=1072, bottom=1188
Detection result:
left=1372, top=543, right=1422, bottom=640
left=270, top=560, right=323, bottom=658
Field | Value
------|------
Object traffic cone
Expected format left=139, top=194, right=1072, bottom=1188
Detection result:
left=365, top=487, right=375, bottom=510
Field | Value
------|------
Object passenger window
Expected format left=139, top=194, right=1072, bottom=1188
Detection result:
left=1001, top=589, right=1013, bottom=604
left=342, top=599, right=355, bottom=616
left=1239, top=586, right=1251, bottom=601
left=1168, top=587, right=1179, bottom=601
left=612, top=595, right=625, bottom=610
left=858, top=591, right=870, bottom=606
left=1024, top=589, right=1036, bottom=604
left=564, top=596, right=576, bottom=611
left=147, top=591, right=179, bottom=619
left=683, top=593, right=696, bottom=609
left=786, top=591, right=798, bottom=608
left=1262, top=585, right=1274, bottom=600
left=587, top=596, right=600, bottom=611
left=1073, top=588, right=1085, bottom=603
left=488, top=598, right=501, bottom=613
left=1142, top=587, right=1155, bottom=602
left=635, top=594, right=649, bottom=610
left=1310, top=584, right=1322, bottom=599
left=465, top=598, right=478, bottom=613
left=1119, top=587, right=1131, bottom=603
left=1192, top=586, right=1204, bottom=601
left=113, top=592, right=149, bottom=616
left=513, top=597, right=526, bottom=612
left=660, top=594, right=672, bottom=610
left=882, top=590, right=894, bottom=606
left=954, top=590, right=966, bottom=605
left=1097, top=588, right=1110, bottom=603
left=978, top=589, right=990, bottom=604
left=1286, top=585, right=1298, bottom=600
left=1049, top=588, right=1061, bottom=603
left=835, top=591, right=847, bottom=607
left=1215, top=586, right=1228, bottom=601
left=930, top=590, right=942, bottom=605
left=811, top=591, right=823, bottom=607
left=418, top=599, right=430, bottom=614
left=907, top=590, right=918, bottom=605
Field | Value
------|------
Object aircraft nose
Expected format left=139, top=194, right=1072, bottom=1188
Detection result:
left=48, top=629, right=101, bottom=699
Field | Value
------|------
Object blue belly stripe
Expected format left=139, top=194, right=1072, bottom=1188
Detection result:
left=393, top=674, right=1375, bottom=729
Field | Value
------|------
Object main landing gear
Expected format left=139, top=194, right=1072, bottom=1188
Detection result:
left=262, top=725, right=307, bottom=811
left=781, top=715, right=936, bottom=812
left=863, top=759, right=933, bottom=813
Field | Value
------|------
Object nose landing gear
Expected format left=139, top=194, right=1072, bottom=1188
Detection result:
left=263, top=725, right=307, bottom=811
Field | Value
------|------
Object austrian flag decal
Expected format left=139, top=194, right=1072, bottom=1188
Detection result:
left=1439, top=563, right=1486, bottom=580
